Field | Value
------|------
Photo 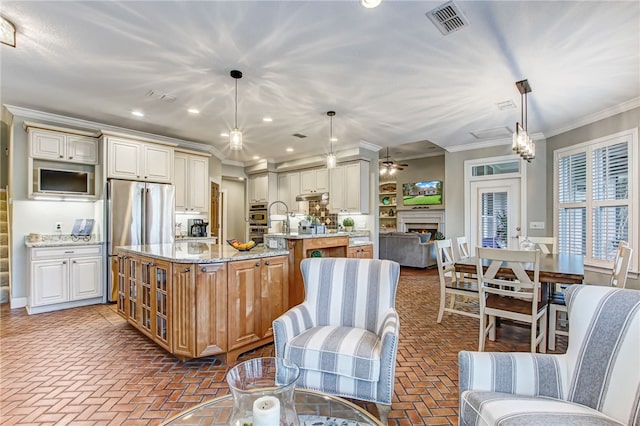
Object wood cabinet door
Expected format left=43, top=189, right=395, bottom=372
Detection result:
left=171, top=263, right=197, bottom=357
left=66, top=136, right=98, bottom=164
left=114, top=254, right=127, bottom=317
left=30, top=129, right=66, bottom=160
left=69, top=256, right=102, bottom=300
left=108, top=138, right=141, bottom=180
left=142, top=144, right=173, bottom=183
left=195, top=263, right=228, bottom=357
left=188, top=155, right=209, bottom=212
left=126, top=256, right=140, bottom=327
left=260, top=256, right=289, bottom=339
left=174, top=153, right=188, bottom=211
left=31, top=260, right=67, bottom=306
left=227, top=259, right=262, bottom=351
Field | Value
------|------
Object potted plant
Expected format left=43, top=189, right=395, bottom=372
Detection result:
left=342, top=217, right=355, bottom=232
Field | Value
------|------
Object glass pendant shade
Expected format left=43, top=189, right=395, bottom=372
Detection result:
left=512, top=79, right=535, bottom=162
left=326, top=152, right=336, bottom=169
left=230, top=128, right=243, bottom=151
left=0, top=17, right=16, bottom=47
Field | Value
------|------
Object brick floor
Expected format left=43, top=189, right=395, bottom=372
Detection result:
left=0, top=267, right=566, bottom=425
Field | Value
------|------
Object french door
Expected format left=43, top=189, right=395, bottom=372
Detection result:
left=469, top=178, right=521, bottom=250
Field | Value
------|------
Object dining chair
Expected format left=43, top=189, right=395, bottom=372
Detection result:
left=476, top=247, right=547, bottom=353
left=454, top=235, right=476, bottom=289
left=518, top=236, right=557, bottom=254
left=435, top=239, right=479, bottom=323
left=273, top=257, right=400, bottom=425
left=548, top=241, right=633, bottom=351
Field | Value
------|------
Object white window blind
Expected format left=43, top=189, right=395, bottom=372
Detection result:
left=555, top=130, right=637, bottom=271
left=480, top=191, right=508, bottom=248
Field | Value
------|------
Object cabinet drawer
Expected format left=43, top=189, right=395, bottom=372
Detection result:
left=31, top=245, right=103, bottom=260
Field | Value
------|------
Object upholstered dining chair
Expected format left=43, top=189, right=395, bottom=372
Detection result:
left=459, top=285, right=640, bottom=426
left=476, top=247, right=547, bottom=353
left=548, top=241, right=633, bottom=350
left=435, top=239, right=479, bottom=323
left=273, top=258, right=400, bottom=425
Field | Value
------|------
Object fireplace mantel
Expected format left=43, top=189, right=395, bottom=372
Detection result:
left=397, top=209, right=445, bottom=234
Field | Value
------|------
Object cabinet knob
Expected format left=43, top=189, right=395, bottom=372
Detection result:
left=69, top=156, right=73, bottom=159
left=72, top=260, right=77, bottom=263
left=255, top=262, right=260, bottom=267
left=184, top=267, right=191, bottom=272
left=264, top=261, right=269, bottom=265
left=62, top=261, right=67, bottom=264
left=59, top=155, right=63, bottom=158
left=144, top=176, right=148, bottom=179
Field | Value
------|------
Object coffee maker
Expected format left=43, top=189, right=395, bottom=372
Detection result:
left=188, top=219, right=209, bottom=237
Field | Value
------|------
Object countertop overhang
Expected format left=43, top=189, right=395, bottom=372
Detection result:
left=115, top=242, right=289, bottom=263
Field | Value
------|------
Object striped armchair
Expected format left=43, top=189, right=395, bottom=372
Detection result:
left=273, top=258, right=400, bottom=425
left=459, top=285, right=640, bottom=426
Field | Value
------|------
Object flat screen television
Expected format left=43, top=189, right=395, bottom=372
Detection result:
left=402, top=180, right=443, bottom=206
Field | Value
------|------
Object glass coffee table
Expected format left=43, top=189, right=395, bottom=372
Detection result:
left=162, top=388, right=383, bottom=425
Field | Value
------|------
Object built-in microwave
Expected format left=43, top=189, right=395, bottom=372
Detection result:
left=37, top=168, right=91, bottom=195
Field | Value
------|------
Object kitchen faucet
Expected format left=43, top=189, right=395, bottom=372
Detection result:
left=267, top=201, right=291, bottom=234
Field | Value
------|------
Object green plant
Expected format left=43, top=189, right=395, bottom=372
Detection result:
left=342, top=217, right=355, bottom=227
left=434, top=231, right=445, bottom=240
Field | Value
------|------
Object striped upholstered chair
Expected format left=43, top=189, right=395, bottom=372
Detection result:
left=273, top=258, right=400, bottom=425
left=459, top=285, right=640, bottom=426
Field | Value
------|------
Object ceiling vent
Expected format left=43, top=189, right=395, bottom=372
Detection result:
left=496, top=100, right=517, bottom=111
left=470, top=126, right=513, bottom=140
left=292, top=133, right=307, bottom=139
left=426, top=1, right=469, bottom=35
left=146, top=89, right=177, bottom=102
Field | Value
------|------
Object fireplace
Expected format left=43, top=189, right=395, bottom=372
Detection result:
left=397, top=210, right=445, bottom=238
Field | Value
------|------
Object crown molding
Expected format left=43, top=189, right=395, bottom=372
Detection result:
left=545, top=97, right=640, bottom=138
left=4, top=104, right=222, bottom=158
left=359, top=140, right=382, bottom=152
left=446, top=132, right=545, bottom=153
left=221, top=159, right=245, bottom=167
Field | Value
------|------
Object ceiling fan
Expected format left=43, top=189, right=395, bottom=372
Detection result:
left=380, top=147, right=408, bottom=175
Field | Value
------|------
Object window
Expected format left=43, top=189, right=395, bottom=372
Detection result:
left=554, top=129, right=637, bottom=271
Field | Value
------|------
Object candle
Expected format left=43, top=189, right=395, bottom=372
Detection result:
left=252, top=395, right=280, bottom=426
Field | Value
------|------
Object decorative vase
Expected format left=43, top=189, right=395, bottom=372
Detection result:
left=345, top=226, right=353, bottom=232
left=226, top=357, right=300, bottom=426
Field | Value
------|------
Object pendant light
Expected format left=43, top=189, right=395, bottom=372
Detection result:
left=512, top=79, right=535, bottom=162
left=229, top=70, right=243, bottom=151
left=326, top=111, right=337, bottom=169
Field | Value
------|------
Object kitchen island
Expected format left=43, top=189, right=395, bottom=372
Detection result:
left=265, top=233, right=372, bottom=307
left=113, top=242, right=289, bottom=362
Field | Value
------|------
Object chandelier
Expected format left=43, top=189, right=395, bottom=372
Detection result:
left=326, top=111, right=337, bottom=169
left=229, top=70, right=243, bottom=151
left=512, top=79, right=535, bottom=162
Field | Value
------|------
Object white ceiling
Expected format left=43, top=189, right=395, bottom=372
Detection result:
left=1, top=1, right=638, bottom=165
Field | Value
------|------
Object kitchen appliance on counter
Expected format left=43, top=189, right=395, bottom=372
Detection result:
left=188, top=219, right=209, bottom=237
left=106, top=179, right=175, bottom=302
left=298, top=224, right=327, bottom=235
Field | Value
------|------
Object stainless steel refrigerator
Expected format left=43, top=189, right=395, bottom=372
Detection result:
left=106, top=179, right=175, bottom=301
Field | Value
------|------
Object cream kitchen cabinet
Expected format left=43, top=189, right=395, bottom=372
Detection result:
left=106, top=136, right=174, bottom=183
left=277, top=172, right=301, bottom=214
left=174, top=151, right=209, bottom=213
left=27, top=244, right=103, bottom=314
left=300, top=168, right=329, bottom=193
left=28, top=127, right=98, bottom=164
left=248, top=172, right=277, bottom=204
left=330, top=161, right=370, bottom=214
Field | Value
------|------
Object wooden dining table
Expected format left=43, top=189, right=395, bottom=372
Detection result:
left=455, top=252, right=585, bottom=310
left=454, top=253, right=585, bottom=288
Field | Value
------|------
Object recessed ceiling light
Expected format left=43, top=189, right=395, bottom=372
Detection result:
left=188, top=108, right=200, bottom=114
left=361, top=0, right=382, bottom=8
left=253, top=155, right=260, bottom=160
left=131, top=110, right=144, bottom=117
left=330, top=137, right=338, bottom=142
left=286, top=148, right=294, bottom=152
left=220, top=132, right=229, bottom=137
left=238, top=177, right=245, bottom=181
left=262, top=117, right=273, bottom=122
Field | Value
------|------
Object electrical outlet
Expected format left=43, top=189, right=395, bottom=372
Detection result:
left=55, top=222, right=62, bottom=230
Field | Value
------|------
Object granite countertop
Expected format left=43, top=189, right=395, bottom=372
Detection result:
left=116, top=242, right=288, bottom=263
left=267, top=232, right=351, bottom=240
left=174, top=236, right=217, bottom=242
left=25, top=235, right=103, bottom=248
left=349, top=240, right=372, bottom=247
